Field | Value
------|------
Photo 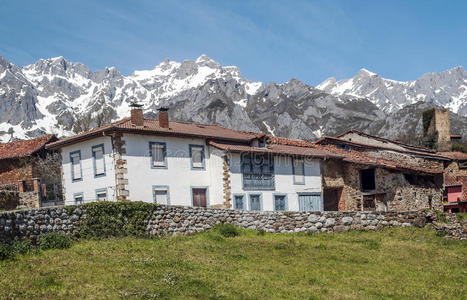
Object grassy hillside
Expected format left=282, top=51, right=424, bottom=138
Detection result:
left=1, top=227, right=466, bottom=299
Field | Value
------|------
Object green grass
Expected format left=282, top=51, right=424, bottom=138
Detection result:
left=1, top=227, right=466, bottom=299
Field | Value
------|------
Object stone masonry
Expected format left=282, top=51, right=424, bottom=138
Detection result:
left=1, top=204, right=466, bottom=244
left=112, top=133, right=129, bottom=201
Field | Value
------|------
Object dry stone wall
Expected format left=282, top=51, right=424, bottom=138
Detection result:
left=1, top=205, right=466, bottom=244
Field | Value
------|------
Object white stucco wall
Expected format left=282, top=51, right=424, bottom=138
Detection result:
left=229, top=153, right=322, bottom=211
left=123, top=134, right=223, bottom=207
left=61, top=136, right=116, bottom=205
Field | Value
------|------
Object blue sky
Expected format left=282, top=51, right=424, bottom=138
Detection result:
left=1, top=0, right=466, bottom=85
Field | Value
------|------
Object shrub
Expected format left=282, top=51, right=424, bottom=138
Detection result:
left=39, top=232, right=72, bottom=250
left=77, top=201, right=156, bottom=238
left=0, top=243, right=14, bottom=261
left=212, top=223, right=239, bottom=238
left=12, top=239, right=32, bottom=255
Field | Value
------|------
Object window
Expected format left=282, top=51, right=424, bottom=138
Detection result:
left=274, top=194, right=287, bottom=211
left=233, top=194, right=245, bottom=210
left=92, top=144, right=105, bottom=177
left=70, top=150, right=82, bottom=181
left=190, top=145, right=205, bottom=169
left=149, top=142, right=167, bottom=168
left=153, top=186, right=170, bottom=205
left=249, top=194, right=262, bottom=211
left=337, top=144, right=350, bottom=151
left=293, top=158, right=305, bottom=184
left=298, top=193, right=322, bottom=211
left=360, top=168, right=376, bottom=191
left=74, top=192, right=84, bottom=205
left=95, top=188, right=107, bottom=201
left=241, top=154, right=274, bottom=189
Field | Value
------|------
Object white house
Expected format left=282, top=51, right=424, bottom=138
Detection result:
left=47, top=107, right=340, bottom=211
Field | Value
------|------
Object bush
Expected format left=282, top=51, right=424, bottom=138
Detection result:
left=39, top=232, right=72, bottom=250
left=12, top=239, right=32, bottom=255
left=77, top=201, right=156, bottom=238
left=0, top=243, right=14, bottom=261
left=212, top=223, right=239, bottom=238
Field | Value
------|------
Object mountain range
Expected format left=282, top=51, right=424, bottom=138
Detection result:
left=0, top=54, right=465, bottom=144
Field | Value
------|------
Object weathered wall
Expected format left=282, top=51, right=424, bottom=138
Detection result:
left=0, top=159, right=34, bottom=185
left=2, top=204, right=465, bottom=244
left=445, top=161, right=467, bottom=177
left=427, top=109, right=451, bottom=152
left=320, top=160, right=443, bottom=212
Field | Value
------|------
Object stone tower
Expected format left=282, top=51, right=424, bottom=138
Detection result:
left=426, top=108, right=451, bottom=151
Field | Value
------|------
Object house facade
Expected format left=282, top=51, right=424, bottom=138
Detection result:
left=47, top=108, right=338, bottom=211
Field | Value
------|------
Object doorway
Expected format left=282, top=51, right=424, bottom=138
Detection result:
left=323, top=188, right=341, bottom=211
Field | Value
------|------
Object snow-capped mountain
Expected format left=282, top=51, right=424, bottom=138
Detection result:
left=0, top=53, right=465, bottom=143
left=317, top=67, right=467, bottom=115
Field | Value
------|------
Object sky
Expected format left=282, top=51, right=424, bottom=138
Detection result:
left=1, top=0, right=466, bottom=86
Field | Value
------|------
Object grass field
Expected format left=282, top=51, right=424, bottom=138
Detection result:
left=1, top=226, right=466, bottom=299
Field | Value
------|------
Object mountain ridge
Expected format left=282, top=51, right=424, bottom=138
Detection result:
left=0, top=54, right=465, bottom=144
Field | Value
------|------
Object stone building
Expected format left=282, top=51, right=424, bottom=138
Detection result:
left=0, top=135, right=61, bottom=209
left=423, top=108, right=452, bottom=151
left=315, top=131, right=448, bottom=212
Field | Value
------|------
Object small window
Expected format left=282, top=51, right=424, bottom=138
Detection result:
left=360, top=169, right=376, bottom=191
left=153, top=186, right=169, bottom=205
left=293, top=158, right=305, bottom=185
left=249, top=194, right=262, bottom=211
left=274, top=194, right=287, bottom=211
left=70, top=151, right=82, bottom=181
left=190, top=145, right=205, bottom=169
left=92, top=144, right=105, bottom=177
left=233, top=195, right=245, bottom=210
left=149, top=142, right=167, bottom=168
left=74, top=193, right=84, bottom=205
left=96, top=189, right=107, bottom=201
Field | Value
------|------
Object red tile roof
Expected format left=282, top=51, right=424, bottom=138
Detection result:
left=0, top=135, right=57, bottom=160
left=445, top=173, right=462, bottom=186
left=47, top=118, right=259, bottom=149
left=208, top=141, right=342, bottom=158
left=315, top=136, right=450, bottom=161
left=320, top=144, right=444, bottom=175
left=336, top=129, right=435, bottom=153
left=438, top=152, right=467, bottom=160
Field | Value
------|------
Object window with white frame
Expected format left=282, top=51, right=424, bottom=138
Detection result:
left=70, top=151, right=82, bottom=181
left=150, top=142, right=167, bottom=168
left=233, top=195, right=245, bottom=210
left=241, top=154, right=274, bottom=189
left=249, top=194, right=262, bottom=211
left=293, top=158, right=305, bottom=184
left=190, top=145, right=204, bottom=169
left=92, top=144, right=105, bottom=177
left=74, top=193, right=84, bottom=205
left=274, top=194, right=286, bottom=211
left=153, top=187, right=169, bottom=205
left=96, top=189, right=107, bottom=201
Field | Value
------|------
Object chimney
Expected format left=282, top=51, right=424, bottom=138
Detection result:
left=130, top=103, right=144, bottom=127
left=158, top=107, right=169, bottom=128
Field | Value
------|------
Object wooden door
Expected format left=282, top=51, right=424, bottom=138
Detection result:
left=192, top=188, right=207, bottom=207
left=323, top=188, right=340, bottom=211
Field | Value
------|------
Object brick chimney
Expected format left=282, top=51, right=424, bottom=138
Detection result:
left=130, top=103, right=144, bottom=127
left=158, top=107, right=169, bottom=128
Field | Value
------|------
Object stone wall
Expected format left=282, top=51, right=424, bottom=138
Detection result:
left=0, top=158, right=34, bottom=185
left=1, top=204, right=465, bottom=244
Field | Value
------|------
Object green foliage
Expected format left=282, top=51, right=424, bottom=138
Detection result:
left=434, top=210, right=447, bottom=223
left=0, top=243, right=14, bottom=260
left=452, top=142, right=467, bottom=153
left=422, top=109, right=435, bottom=134
left=77, top=201, right=157, bottom=238
left=421, top=132, right=438, bottom=149
left=39, top=232, right=73, bottom=250
left=12, top=239, right=32, bottom=255
left=212, top=223, right=239, bottom=238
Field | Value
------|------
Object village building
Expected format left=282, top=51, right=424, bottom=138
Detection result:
left=314, top=131, right=448, bottom=212
left=46, top=106, right=455, bottom=213
left=0, top=135, right=61, bottom=209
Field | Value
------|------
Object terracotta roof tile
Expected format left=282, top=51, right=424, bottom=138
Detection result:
left=445, top=173, right=462, bottom=186
left=438, top=152, right=467, bottom=160
left=47, top=117, right=259, bottom=149
left=208, top=141, right=342, bottom=158
left=0, top=135, right=57, bottom=160
left=315, top=136, right=450, bottom=161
